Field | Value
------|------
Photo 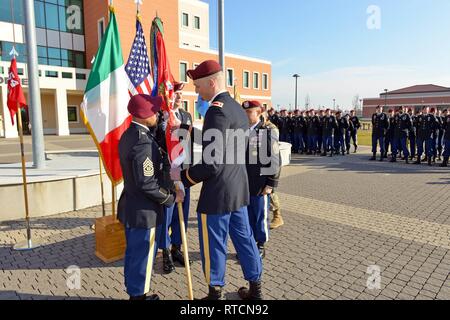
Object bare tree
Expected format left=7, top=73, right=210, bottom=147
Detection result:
left=352, top=94, right=360, bottom=111
left=305, top=94, right=311, bottom=109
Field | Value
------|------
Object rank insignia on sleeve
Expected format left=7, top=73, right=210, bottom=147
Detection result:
left=211, top=101, right=224, bottom=108
left=143, top=157, right=154, bottom=177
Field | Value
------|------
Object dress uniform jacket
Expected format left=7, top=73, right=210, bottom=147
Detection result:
left=118, top=122, right=176, bottom=229
left=180, top=92, right=250, bottom=214
left=444, top=115, right=450, bottom=140
left=322, top=115, right=338, bottom=136
left=372, top=113, right=389, bottom=137
left=246, top=121, right=281, bottom=196
left=417, top=114, right=439, bottom=140
left=394, top=113, right=412, bottom=138
left=350, top=116, right=361, bottom=132
left=307, top=115, right=321, bottom=136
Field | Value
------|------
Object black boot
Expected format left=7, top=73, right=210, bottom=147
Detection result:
left=428, top=157, right=432, bottom=166
left=440, top=157, right=448, bottom=167
left=405, top=157, right=409, bottom=164
left=414, top=158, right=421, bottom=165
left=162, top=249, right=175, bottom=274
left=257, top=242, right=265, bottom=259
left=370, top=153, right=376, bottom=161
left=238, top=281, right=263, bottom=300
left=171, top=245, right=192, bottom=267
left=129, top=294, right=160, bottom=300
left=390, top=155, right=397, bottom=163
left=354, top=145, right=358, bottom=153
left=198, top=286, right=223, bottom=300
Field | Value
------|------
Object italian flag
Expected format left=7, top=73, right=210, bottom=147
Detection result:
left=81, top=8, right=131, bottom=185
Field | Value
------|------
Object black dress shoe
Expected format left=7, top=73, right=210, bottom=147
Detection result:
left=171, top=245, right=192, bottom=266
left=162, top=249, right=175, bottom=274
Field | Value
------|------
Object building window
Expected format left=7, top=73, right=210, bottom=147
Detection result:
left=62, top=72, right=73, bottom=79
left=182, top=100, right=189, bottom=112
left=182, top=13, right=189, bottom=27
left=194, top=16, right=200, bottom=29
left=263, top=73, right=269, bottom=90
left=45, top=70, right=58, bottom=78
left=76, top=73, right=86, bottom=80
left=227, top=68, right=234, bottom=87
left=67, top=106, right=78, bottom=123
left=194, top=101, right=202, bottom=120
left=243, top=71, right=250, bottom=89
left=98, top=18, right=105, bottom=45
left=179, top=61, right=188, bottom=83
left=253, top=72, right=260, bottom=89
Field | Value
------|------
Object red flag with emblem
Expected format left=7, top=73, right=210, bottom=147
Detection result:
left=7, top=57, right=27, bottom=125
left=150, top=17, right=185, bottom=167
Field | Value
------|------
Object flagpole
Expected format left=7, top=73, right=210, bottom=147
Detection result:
left=175, top=184, right=194, bottom=300
left=13, top=106, right=42, bottom=250
left=111, top=184, right=116, bottom=220
left=99, top=157, right=106, bottom=217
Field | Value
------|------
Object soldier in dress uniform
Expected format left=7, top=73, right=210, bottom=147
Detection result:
left=370, top=105, right=389, bottom=161
left=317, top=110, right=325, bottom=154
left=414, top=107, right=428, bottom=165
left=349, top=110, right=361, bottom=153
left=118, top=94, right=184, bottom=300
left=344, top=113, right=354, bottom=154
left=440, top=109, right=450, bottom=167
left=436, top=109, right=445, bottom=161
left=408, top=108, right=417, bottom=161
left=242, top=100, right=281, bottom=258
left=278, top=109, right=290, bottom=143
left=166, top=82, right=194, bottom=268
left=384, top=109, right=396, bottom=159
left=334, top=111, right=348, bottom=155
left=307, top=109, right=320, bottom=155
left=321, top=109, right=338, bottom=157
left=391, top=107, right=412, bottom=163
left=170, top=60, right=263, bottom=300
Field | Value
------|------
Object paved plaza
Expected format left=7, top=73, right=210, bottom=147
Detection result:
left=0, top=146, right=449, bottom=300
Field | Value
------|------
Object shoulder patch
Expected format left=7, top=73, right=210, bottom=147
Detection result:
left=143, top=157, right=154, bottom=177
left=211, top=101, right=224, bottom=108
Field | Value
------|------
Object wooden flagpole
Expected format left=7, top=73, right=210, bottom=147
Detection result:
left=99, top=157, right=106, bottom=217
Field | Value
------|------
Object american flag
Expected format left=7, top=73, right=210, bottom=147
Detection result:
left=125, top=20, right=153, bottom=96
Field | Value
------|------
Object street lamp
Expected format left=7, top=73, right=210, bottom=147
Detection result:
left=293, top=74, right=300, bottom=110
left=384, top=89, right=388, bottom=111
left=333, top=99, right=336, bottom=110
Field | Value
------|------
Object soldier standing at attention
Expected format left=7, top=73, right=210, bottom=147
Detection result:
left=334, top=111, right=348, bottom=156
left=415, top=107, right=428, bottom=165
left=384, top=109, right=396, bottom=159
left=317, top=110, right=325, bottom=154
left=391, top=107, right=412, bottom=163
left=370, top=105, right=389, bottom=161
left=408, top=108, right=417, bottom=161
left=242, top=100, right=281, bottom=258
left=307, top=109, right=320, bottom=155
left=436, top=109, right=445, bottom=161
left=278, top=109, right=290, bottom=143
left=321, top=109, right=338, bottom=157
left=349, top=110, right=361, bottom=153
left=344, top=114, right=354, bottom=155
left=118, top=94, right=184, bottom=300
left=170, top=60, right=263, bottom=300
left=440, top=109, right=449, bottom=167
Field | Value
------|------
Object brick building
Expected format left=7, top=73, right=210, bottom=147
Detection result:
left=0, top=0, right=272, bottom=138
left=362, top=84, right=450, bottom=118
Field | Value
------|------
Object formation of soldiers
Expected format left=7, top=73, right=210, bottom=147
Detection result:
left=370, top=105, right=450, bottom=167
left=118, top=60, right=282, bottom=301
left=268, top=108, right=361, bottom=156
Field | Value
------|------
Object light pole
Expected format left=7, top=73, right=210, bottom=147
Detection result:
left=333, top=99, right=336, bottom=110
left=384, top=89, right=388, bottom=111
left=359, top=99, right=363, bottom=115
left=293, top=74, right=300, bottom=110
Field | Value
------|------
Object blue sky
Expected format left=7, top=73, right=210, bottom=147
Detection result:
left=203, top=0, right=450, bottom=109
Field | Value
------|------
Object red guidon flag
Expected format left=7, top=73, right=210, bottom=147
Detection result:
left=7, top=57, right=27, bottom=125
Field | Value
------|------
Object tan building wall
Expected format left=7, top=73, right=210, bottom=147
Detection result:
left=83, top=0, right=272, bottom=121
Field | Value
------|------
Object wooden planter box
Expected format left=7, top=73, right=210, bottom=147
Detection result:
left=95, top=215, right=126, bottom=263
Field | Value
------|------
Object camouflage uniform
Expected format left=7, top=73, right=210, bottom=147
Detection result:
left=263, top=119, right=284, bottom=229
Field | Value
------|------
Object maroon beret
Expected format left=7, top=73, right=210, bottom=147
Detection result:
left=388, top=109, right=393, bottom=113
left=430, top=107, right=436, bottom=112
left=408, top=108, right=413, bottom=112
left=325, top=109, right=330, bottom=112
left=127, top=94, right=162, bottom=119
left=173, top=82, right=185, bottom=92
left=187, top=60, right=223, bottom=80
left=242, top=100, right=262, bottom=110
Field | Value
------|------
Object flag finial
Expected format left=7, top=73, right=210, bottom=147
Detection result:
left=9, top=46, right=19, bottom=57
